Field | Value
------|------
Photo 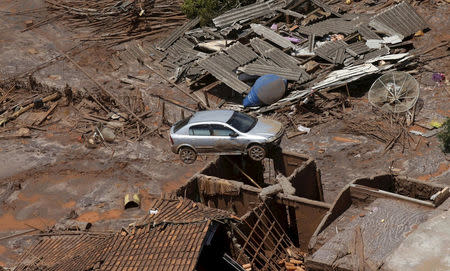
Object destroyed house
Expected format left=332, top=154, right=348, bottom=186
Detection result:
left=306, top=175, right=449, bottom=271
left=15, top=198, right=240, bottom=271
left=177, top=151, right=331, bottom=269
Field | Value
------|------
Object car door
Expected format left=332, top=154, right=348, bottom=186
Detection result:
left=188, top=124, right=214, bottom=153
left=210, top=124, right=246, bottom=153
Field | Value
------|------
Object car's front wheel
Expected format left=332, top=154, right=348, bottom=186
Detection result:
left=248, top=144, right=266, bottom=161
left=179, top=147, right=197, bottom=164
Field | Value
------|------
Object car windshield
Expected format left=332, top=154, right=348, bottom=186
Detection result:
left=173, top=116, right=192, bottom=133
left=226, top=112, right=257, bottom=133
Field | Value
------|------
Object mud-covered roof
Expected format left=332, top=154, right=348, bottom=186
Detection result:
left=15, top=233, right=111, bottom=271
left=138, top=197, right=235, bottom=224
left=15, top=198, right=235, bottom=271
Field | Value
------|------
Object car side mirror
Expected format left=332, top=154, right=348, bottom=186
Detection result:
left=229, top=132, right=238, bottom=137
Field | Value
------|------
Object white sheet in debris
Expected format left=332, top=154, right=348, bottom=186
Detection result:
left=366, top=53, right=410, bottom=63
left=312, top=64, right=379, bottom=90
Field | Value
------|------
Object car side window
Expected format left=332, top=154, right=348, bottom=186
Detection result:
left=189, top=124, right=211, bottom=136
left=211, top=124, right=234, bottom=136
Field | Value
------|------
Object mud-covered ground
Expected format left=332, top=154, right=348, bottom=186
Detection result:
left=0, top=0, right=449, bottom=268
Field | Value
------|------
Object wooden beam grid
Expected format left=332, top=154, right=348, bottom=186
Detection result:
left=234, top=203, right=295, bottom=270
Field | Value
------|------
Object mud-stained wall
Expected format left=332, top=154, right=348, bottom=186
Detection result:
left=177, top=174, right=261, bottom=216
left=272, top=150, right=309, bottom=176
left=277, top=195, right=330, bottom=251
left=286, top=159, right=323, bottom=201
left=353, top=175, right=446, bottom=201
left=309, top=175, right=450, bottom=254
left=176, top=151, right=330, bottom=252
left=177, top=173, right=330, bottom=251
left=310, top=186, right=352, bottom=243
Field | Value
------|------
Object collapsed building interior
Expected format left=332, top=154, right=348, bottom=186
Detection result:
left=0, top=0, right=449, bottom=270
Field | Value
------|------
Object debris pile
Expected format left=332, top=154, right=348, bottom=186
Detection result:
left=36, top=0, right=187, bottom=46
left=343, top=111, right=414, bottom=152
left=143, top=0, right=433, bottom=131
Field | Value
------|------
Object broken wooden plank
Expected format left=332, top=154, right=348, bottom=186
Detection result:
left=352, top=225, right=365, bottom=271
left=35, top=102, right=58, bottom=126
left=0, top=92, right=60, bottom=126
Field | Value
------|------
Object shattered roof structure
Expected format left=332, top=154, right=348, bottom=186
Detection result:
left=15, top=234, right=111, bottom=271
left=15, top=198, right=235, bottom=271
left=146, top=0, right=428, bottom=113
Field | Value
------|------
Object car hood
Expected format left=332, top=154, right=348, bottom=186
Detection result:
left=248, top=118, right=283, bottom=138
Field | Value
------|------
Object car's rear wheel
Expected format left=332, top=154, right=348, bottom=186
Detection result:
left=179, top=147, right=197, bottom=164
left=248, top=144, right=266, bottom=161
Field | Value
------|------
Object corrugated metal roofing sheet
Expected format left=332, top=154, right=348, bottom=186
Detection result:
left=296, top=18, right=356, bottom=36
left=198, top=54, right=250, bottom=94
left=250, top=38, right=300, bottom=69
left=239, top=64, right=302, bottom=81
left=314, top=40, right=349, bottom=64
left=347, top=41, right=371, bottom=55
left=353, top=46, right=390, bottom=65
left=251, top=23, right=297, bottom=49
left=369, top=2, right=427, bottom=39
left=249, top=38, right=310, bottom=83
left=157, top=18, right=200, bottom=51
left=356, top=24, right=381, bottom=40
left=249, top=37, right=274, bottom=54
left=212, top=0, right=283, bottom=28
left=225, top=42, right=259, bottom=66
left=311, top=0, right=342, bottom=17
left=164, top=38, right=198, bottom=65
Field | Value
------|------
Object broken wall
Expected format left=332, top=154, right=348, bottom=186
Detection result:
left=272, top=150, right=309, bottom=176
left=178, top=174, right=261, bottom=216
left=176, top=151, right=330, bottom=251
left=354, top=174, right=445, bottom=201
left=285, top=158, right=323, bottom=201
left=277, top=194, right=330, bottom=251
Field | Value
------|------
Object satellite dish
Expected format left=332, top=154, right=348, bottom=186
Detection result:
left=368, top=71, right=420, bottom=113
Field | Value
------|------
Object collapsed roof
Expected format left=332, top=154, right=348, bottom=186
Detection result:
left=144, top=0, right=428, bottom=112
left=15, top=198, right=236, bottom=271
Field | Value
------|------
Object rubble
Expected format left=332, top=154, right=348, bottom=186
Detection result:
left=139, top=0, right=431, bottom=125
left=41, top=0, right=187, bottom=46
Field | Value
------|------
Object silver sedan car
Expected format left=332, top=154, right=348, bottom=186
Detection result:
left=170, top=110, right=284, bottom=164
